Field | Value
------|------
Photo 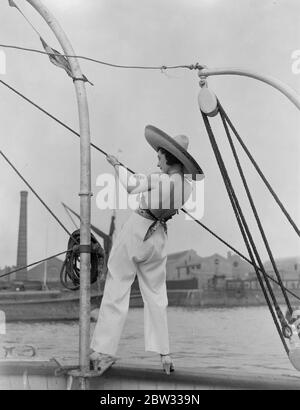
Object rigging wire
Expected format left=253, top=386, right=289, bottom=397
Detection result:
left=2, top=1, right=297, bottom=347
left=6, top=0, right=202, bottom=73
left=0, top=43, right=201, bottom=72
left=3, top=4, right=299, bottom=235
left=0, top=79, right=134, bottom=174
left=62, top=202, right=79, bottom=230
left=0, top=249, right=69, bottom=280
left=181, top=210, right=300, bottom=302
left=201, top=111, right=289, bottom=353
left=218, top=104, right=300, bottom=238
left=0, top=150, right=73, bottom=238
left=1, top=79, right=299, bottom=302
left=2, top=2, right=299, bottom=305
left=218, top=103, right=292, bottom=313
left=8, top=0, right=41, bottom=38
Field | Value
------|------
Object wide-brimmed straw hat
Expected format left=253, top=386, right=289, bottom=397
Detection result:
left=145, top=125, right=204, bottom=181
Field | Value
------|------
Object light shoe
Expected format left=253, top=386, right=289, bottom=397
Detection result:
left=89, top=351, right=116, bottom=375
left=160, top=354, right=175, bottom=375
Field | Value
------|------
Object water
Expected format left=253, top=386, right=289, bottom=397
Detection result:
left=0, top=306, right=299, bottom=377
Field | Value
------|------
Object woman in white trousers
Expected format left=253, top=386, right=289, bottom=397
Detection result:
left=90, top=125, right=204, bottom=374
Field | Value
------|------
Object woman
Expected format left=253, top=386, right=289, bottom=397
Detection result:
left=90, top=125, right=204, bottom=375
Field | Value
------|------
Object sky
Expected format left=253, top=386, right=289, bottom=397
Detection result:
left=0, top=0, right=299, bottom=269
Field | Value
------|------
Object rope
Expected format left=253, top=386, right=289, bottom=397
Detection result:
left=0, top=153, right=103, bottom=289
left=8, top=0, right=41, bottom=38
left=62, top=203, right=79, bottom=230
left=60, top=230, right=105, bottom=291
left=0, top=79, right=134, bottom=174
left=218, top=104, right=293, bottom=313
left=0, top=150, right=73, bottom=238
left=8, top=1, right=94, bottom=84
left=181, top=209, right=300, bottom=303
left=7, top=1, right=202, bottom=84
left=0, top=43, right=202, bottom=72
left=201, top=112, right=289, bottom=354
left=6, top=1, right=297, bottom=313
left=0, top=249, right=69, bottom=280
left=1, top=79, right=299, bottom=302
left=218, top=104, right=300, bottom=238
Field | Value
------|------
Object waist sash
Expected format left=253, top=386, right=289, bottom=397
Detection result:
left=135, top=208, right=178, bottom=241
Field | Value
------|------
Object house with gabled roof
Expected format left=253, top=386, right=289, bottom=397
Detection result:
left=167, top=250, right=253, bottom=287
left=166, top=249, right=200, bottom=280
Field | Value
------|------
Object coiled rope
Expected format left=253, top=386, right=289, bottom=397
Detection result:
left=60, top=230, right=105, bottom=291
left=0, top=151, right=105, bottom=289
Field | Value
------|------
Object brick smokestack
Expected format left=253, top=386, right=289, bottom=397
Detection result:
left=16, top=191, right=28, bottom=281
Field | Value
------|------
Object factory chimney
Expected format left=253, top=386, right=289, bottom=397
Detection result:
left=16, top=191, right=28, bottom=281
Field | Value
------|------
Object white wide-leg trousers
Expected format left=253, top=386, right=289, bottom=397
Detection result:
left=91, top=212, right=170, bottom=356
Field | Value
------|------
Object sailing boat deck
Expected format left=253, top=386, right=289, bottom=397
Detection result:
left=0, top=359, right=300, bottom=390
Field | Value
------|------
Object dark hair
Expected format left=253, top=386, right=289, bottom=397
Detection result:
left=157, top=147, right=183, bottom=167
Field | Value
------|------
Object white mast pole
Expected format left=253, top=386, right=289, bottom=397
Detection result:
left=26, top=0, right=92, bottom=389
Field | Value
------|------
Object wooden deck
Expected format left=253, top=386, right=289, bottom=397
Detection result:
left=0, top=359, right=300, bottom=390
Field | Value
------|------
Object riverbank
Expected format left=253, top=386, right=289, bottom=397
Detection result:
left=0, top=286, right=298, bottom=322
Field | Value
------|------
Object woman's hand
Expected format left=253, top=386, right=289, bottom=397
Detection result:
left=106, top=154, right=120, bottom=167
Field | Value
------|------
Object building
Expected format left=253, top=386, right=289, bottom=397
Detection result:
left=263, top=256, right=300, bottom=281
left=0, top=266, right=16, bottom=290
left=246, top=256, right=300, bottom=281
left=166, top=249, right=200, bottom=280
left=0, top=266, right=16, bottom=283
left=227, top=251, right=253, bottom=279
left=26, top=257, right=63, bottom=286
left=167, top=250, right=253, bottom=288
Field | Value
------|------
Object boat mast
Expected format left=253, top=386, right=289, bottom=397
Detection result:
left=26, top=0, right=92, bottom=389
